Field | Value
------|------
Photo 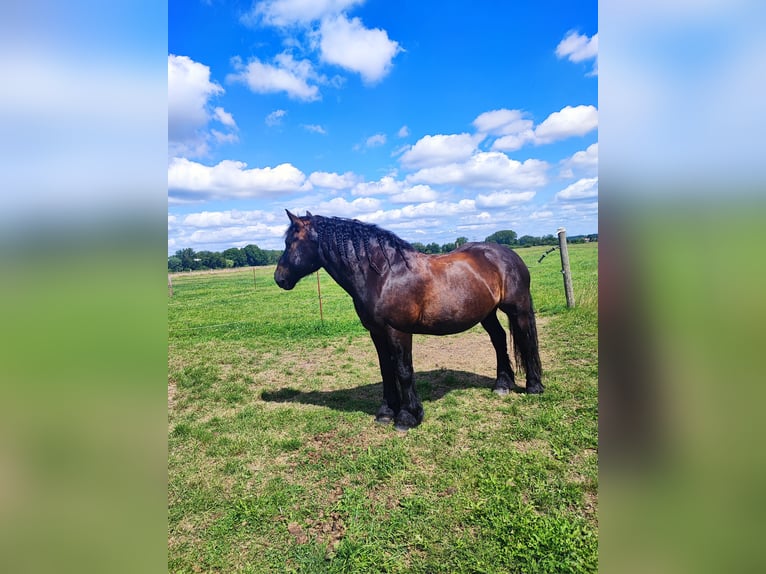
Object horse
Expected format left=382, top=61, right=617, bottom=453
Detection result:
left=274, top=210, right=543, bottom=431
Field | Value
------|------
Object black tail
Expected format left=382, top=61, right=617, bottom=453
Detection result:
left=509, top=303, right=543, bottom=381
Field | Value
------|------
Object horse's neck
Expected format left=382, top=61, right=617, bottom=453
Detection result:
left=319, top=247, right=377, bottom=302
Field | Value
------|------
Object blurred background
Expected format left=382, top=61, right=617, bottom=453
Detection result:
left=1, top=1, right=764, bottom=572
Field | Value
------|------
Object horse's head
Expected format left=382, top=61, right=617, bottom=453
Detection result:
left=274, top=210, right=321, bottom=290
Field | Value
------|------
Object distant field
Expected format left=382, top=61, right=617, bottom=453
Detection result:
left=168, top=243, right=598, bottom=573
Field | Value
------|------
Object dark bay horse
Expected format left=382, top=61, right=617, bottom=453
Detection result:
left=274, top=211, right=543, bottom=431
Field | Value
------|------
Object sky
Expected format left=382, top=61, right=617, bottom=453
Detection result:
left=168, top=0, right=598, bottom=254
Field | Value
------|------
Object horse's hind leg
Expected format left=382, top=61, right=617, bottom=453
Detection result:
left=481, top=311, right=516, bottom=395
left=502, top=299, right=544, bottom=394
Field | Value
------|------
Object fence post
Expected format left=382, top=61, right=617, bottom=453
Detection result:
left=557, top=228, right=575, bottom=308
left=168, top=274, right=173, bottom=297
left=316, top=271, right=324, bottom=324
left=253, top=267, right=257, bottom=291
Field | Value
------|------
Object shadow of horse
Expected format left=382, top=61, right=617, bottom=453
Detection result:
left=261, top=369, right=526, bottom=416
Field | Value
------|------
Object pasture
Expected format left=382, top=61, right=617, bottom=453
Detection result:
left=168, top=243, right=598, bottom=573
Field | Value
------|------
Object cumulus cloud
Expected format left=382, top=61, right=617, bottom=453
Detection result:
left=302, top=123, right=327, bottom=134
left=362, top=200, right=477, bottom=225
left=555, top=177, right=599, bottom=200
left=475, top=191, right=536, bottom=207
left=318, top=14, right=402, bottom=84
left=390, top=184, right=438, bottom=204
left=168, top=54, right=237, bottom=157
left=473, top=108, right=533, bottom=137
left=227, top=53, right=321, bottom=101
left=560, top=142, right=598, bottom=177
left=167, top=157, right=308, bottom=199
left=266, top=109, right=287, bottom=126
left=397, top=125, right=410, bottom=138
left=556, top=30, right=598, bottom=76
left=309, top=171, right=359, bottom=189
left=365, top=133, right=387, bottom=147
left=407, top=152, right=548, bottom=190
left=181, top=209, right=276, bottom=228
left=351, top=176, right=402, bottom=196
left=534, top=105, right=598, bottom=144
left=317, top=196, right=382, bottom=216
left=247, top=0, right=364, bottom=27
left=399, top=133, right=478, bottom=169
left=474, top=106, right=597, bottom=151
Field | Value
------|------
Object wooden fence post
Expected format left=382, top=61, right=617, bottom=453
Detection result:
left=557, top=228, right=575, bottom=308
left=168, top=274, right=173, bottom=297
left=253, top=268, right=257, bottom=291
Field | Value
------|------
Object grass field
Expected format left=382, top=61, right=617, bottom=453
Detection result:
left=168, top=243, right=598, bottom=573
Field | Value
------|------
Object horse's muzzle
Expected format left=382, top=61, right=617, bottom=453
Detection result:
left=274, top=266, right=295, bottom=290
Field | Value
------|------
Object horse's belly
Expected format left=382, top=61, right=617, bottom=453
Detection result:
left=385, top=292, right=495, bottom=335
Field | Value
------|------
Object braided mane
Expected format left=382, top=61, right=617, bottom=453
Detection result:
left=312, top=215, right=413, bottom=274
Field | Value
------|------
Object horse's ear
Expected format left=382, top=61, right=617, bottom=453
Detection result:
left=286, top=209, right=302, bottom=226
left=305, top=210, right=313, bottom=218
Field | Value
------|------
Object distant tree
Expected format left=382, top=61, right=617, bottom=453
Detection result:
left=411, top=242, right=427, bottom=253
left=223, top=247, right=247, bottom=267
left=441, top=242, right=456, bottom=253
left=264, top=250, right=283, bottom=265
left=175, top=247, right=197, bottom=271
left=541, top=234, right=557, bottom=246
left=242, top=244, right=268, bottom=266
left=167, top=256, right=182, bottom=272
left=518, top=235, right=538, bottom=247
left=424, top=242, right=441, bottom=254
left=455, top=236, right=468, bottom=247
left=196, top=250, right=226, bottom=269
left=485, top=230, right=518, bottom=246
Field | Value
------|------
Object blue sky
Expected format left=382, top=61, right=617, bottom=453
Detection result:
left=168, top=0, right=598, bottom=254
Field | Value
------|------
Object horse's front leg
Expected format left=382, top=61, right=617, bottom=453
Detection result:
left=370, top=330, right=399, bottom=424
left=387, top=328, right=424, bottom=431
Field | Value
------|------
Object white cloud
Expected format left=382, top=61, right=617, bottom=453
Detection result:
left=397, top=125, right=410, bottom=138
left=556, top=177, right=599, bottom=200
left=361, top=200, right=476, bottom=225
left=318, top=14, right=401, bottom=84
left=351, top=175, right=402, bottom=196
left=317, top=196, right=382, bottom=216
left=534, top=105, right=598, bottom=144
left=556, top=31, right=598, bottom=75
left=407, top=152, right=549, bottom=190
left=181, top=209, right=276, bottom=228
left=390, top=184, right=438, bottom=204
left=560, top=142, right=598, bottom=177
left=227, top=53, right=321, bottom=101
left=530, top=210, right=554, bottom=220
left=365, top=133, right=387, bottom=147
left=213, top=107, right=236, bottom=128
left=309, top=171, right=359, bottom=189
left=248, top=0, right=364, bottom=27
left=399, top=133, right=478, bottom=169
left=475, top=191, right=536, bottom=207
left=167, top=157, right=308, bottom=198
left=302, top=123, right=327, bottom=134
left=266, top=109, right=287, bottom=126
left=473, top=108, right=533, bottom=137
left=168, top=55, right=236, bottom=157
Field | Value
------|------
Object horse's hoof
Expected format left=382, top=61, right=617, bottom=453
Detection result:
left=525, top=381, right=544, bottom=394
left=375, top=405, right=395, bottom=424
left=393, top=410, right=420, bottom=432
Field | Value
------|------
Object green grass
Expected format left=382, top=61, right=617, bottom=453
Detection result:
left=169, top=244, right=598, bottom=573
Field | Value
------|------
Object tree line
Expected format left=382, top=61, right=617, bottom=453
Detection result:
left=168, top=231, right=597, bottom=271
